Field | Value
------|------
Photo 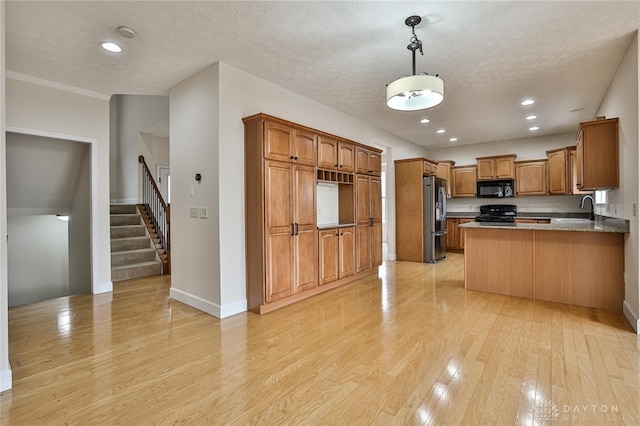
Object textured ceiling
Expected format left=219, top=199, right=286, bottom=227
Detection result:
left=5, top=1, right=640, bottom=148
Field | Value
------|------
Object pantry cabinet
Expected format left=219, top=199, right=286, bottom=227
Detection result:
left=356, top=147, right=382, bottom=176
left=356, top=175, right=382, bottom=272
left=244, top=113, right=382, bottom=314
left=575, top=118, right=619, bottom=190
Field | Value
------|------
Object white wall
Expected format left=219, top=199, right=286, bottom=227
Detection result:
left=110, top=95, right=169, bottom=203
left=139, top=132, right=169, bottom=184
left=0, top=1, right=12, bottom=392
left=596, top=32, right=639, bottom=332
left=168, top=61, right=428, bottom=318
left=169, top=64, right=222, bottom=314
left=5, top=77, right=112, bottom=296
left=8, top=215, right=69, bottom=306
left=427, top=132, right=586, bottom=213
left=68, top=146, right=92, bottom=296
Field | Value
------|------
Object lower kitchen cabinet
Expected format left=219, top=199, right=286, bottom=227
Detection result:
left=318, top=227, right=355, bottom=285
left=446, top=218, right=474, bottom=250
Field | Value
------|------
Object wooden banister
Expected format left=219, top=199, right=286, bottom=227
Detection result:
left=138, top=155, right=170, bottom=274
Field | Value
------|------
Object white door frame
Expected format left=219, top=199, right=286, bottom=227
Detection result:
left=5, top=126, right=104, bottom=295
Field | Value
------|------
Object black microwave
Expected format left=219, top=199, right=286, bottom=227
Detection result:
left=477, top=179, right=515, bottom=198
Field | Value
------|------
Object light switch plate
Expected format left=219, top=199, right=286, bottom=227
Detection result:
left=199, top=206, right=208, bottom=219
left=190, top=206, right=198, bottom=218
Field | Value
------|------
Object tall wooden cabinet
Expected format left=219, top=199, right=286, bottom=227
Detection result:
left=356, top=175, right=382, bottom=272
left=244, top=113, right=382, bottom=314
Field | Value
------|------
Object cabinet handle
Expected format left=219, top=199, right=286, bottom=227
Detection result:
left=334, top=163, right=338, bottom=167
left=290, top=156, right=294, bottom=159
left=335, top=233, right=339, bottom=236
left=295, top=223, right=299, bottom=236
left=294, top=156, right=298, bottom=160
left=339, top=164, right=342, bottom=168
left=291, top=223, right=295, bottom=236
left=340, top=233, right=343, bottom=236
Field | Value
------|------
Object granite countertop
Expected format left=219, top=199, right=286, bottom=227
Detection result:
left=446, top=211, right=591, bottom=220
left=317, top=223, right=356, bottom=230
left=459, top=218, right=629, bottom=233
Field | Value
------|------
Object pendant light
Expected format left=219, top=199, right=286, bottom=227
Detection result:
left=386, top=16, right=444, bottom=111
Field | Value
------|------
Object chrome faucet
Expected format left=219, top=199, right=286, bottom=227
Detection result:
left=580, top=194, right=595, bottom=221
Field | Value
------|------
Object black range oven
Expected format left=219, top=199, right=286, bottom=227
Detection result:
left=475, top=204, right=517, bottom=223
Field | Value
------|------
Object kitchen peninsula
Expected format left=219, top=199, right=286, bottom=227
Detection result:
left=460, top=219, right=628, bottom=311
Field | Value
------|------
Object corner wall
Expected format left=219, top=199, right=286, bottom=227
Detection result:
left=596, top=32, right=639, bottom=332
left=0, top=0, right=13, bottom=392
left=68, top=146, right=92, bottom=296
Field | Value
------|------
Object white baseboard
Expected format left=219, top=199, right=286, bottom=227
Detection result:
left=170, top=288, right=247, bottom=319
left=623, top=300, right=639, bottom=333
left=94, top=280, right=113, bottom=295
left=219, top=299, right=247, bottom=319
left=0, top=368, right=12, bottom=392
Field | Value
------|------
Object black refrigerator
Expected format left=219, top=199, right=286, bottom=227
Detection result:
left=423, top=176, right=447, bottom=263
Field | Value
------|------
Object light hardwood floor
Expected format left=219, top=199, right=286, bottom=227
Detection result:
left=2, top=254, right=639, bottom=424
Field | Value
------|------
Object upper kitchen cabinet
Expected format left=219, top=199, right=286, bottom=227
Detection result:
left=337, top=141, right=355, bottom=173
left=264, top=120, right=316, bottom=166
left=436, top=160, right=455, bottom=198
left=516, top=160, right=548, bottom=196
left=356, top=147, right=382, bottom=176
left=423, top=159, right=437, bottom=176
left=575, top=117, right=619, bottom=190
left=546, top=147, right=569, bottom=195
left=476, top=154, right=516, bottom=180
left=452, top=165, right=477, bottom=197
left=317, top=136, right=338, bottom=170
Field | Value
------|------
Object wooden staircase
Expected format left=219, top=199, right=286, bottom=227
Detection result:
left=110, top=204, right=163, bottom=282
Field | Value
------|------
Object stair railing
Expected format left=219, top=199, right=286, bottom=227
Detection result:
left=138, top=155, right=170, bottom=273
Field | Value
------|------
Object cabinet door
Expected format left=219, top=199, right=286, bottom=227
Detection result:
left=355, top=175, right=370, bottom=222
left=576, top=133, right=585, bottom=189
left=436, top=163, right=452, bottom=198
left=495, top=157, right=515, bottom=179
left=452, top=167, right=477, bottom=197
left=547, top=149, right=568, bottom=194
left=568, top=148, right=592, bottom=195
left=319, top=230, right=339, bottom=285
left=339, top=227, right=356, bottom=278
left=264, top=162, right=294, bottom=301
left=317, top=136, right=337, bottom=169
left=369, top=152, right=382, bottom=176
left=264, top=122, right=293, bottom=163
left=371, top=222, right=383, bottom=267
left=294, top=227, right=317, bottom=292
left=356, top=223, right=371, bottom=272
left=265, top=231, right=293, bottom=302
left=516, top=161, right=548, bottom=195
left=446, top=219, right=458, bottom=249
left=477, top=159, right=495, bottom=180
left=370, top=177, right=382, bottom=222
left=293, top=129, right=317, bottom=166
left=355, top=147, right=369, bottom=174
left=293, top=165, right=316, bottom=227
left=337, top=142, right=355, bottom=172
left=580, top=119, right=619, bottom=189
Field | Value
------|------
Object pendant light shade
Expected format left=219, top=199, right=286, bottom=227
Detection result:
left=386, top=74, right=444, bottom=111
left=386, top=15, right=444, bottom=111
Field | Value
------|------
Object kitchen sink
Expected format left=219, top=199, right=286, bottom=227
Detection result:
left=550, top=218, right=593, bottom=224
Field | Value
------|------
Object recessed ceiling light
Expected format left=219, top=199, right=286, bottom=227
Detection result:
left=100, top=41, right=122, bottom=53
left=449, top=137, right=458, bottom=142
left=521, top=99, right=535, bottom=106
left=526, top=115, right=538, bottom=120
left=419, top=118, right=430, bottom=124
left=436, top=129, right=446, bottom=134
left=529, top=126, right=540, bottom=131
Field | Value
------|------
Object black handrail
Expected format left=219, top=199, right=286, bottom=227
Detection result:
left=138, top=155, right=170, bottom=271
